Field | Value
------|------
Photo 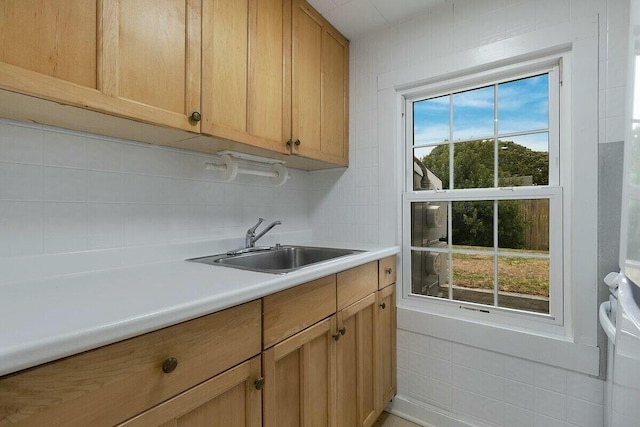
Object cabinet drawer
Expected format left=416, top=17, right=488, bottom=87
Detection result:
left=0, top=300, right=262, bottom=427
left=378, top=256, right=397, bottom=289
left=337, top=261, right=378, bottom=310
left=263, top=275, right=337, bottom=349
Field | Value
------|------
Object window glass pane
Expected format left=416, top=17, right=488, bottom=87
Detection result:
left=498, top=74, right=548, bottom=134
left=452, top=253, right=494, bottom=305
left=498, top=133, right=549, bottom=186
left=631, top=123, right=640, bottom=186
left=627, top=199, right=640, bottom=264
left=411, top=202, right=448, bottom=247
left=497, top=256, right=549, bottom=314
left=453, top=86, right=494, bottom=141
left=453, top=140, right=494, bottom=189
left=414, top=95, right=450, bottom=145
left=634, top=55, right=640, bottom=121
left=414, top=145, right=449, bottom=190
left=411, top=249, right=449, bottom=297
left=498, top=199, right=549, bottom=253
left=452, top=200, right=494, bottom=250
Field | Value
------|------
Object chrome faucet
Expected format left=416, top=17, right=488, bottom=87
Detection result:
left=245, top=218, right=282, bottom=248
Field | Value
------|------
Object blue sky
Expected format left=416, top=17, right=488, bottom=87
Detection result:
left=414, top=74, right=549, bottom=152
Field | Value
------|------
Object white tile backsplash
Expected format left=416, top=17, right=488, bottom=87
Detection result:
left=0, top=118, right=311, bottom=257
left=0, top=122, right=43, bottom=164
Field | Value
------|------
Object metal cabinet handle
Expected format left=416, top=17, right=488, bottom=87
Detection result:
left=286, top=139, right=293, bottom=148
left=162, top=357, right=178, bottom=374
left=294, top=139, right=301, bottom=147
left=385, top=268, right=393, bottom=275
left=190, top=111, right=202, bottom=122
left=333, top=327, right=346, bottom=341
left=339, top=327, right=346, bottom=336
left=254, top=377, right=265, bottom=390
left=379, top=302, right=386, bottom=309
left=332, top=332, right=341, bottom=341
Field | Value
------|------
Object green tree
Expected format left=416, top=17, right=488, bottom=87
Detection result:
left=420, top=139, right=547, bottom=249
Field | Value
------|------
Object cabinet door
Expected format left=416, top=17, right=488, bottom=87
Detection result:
left=201, top=0, right=290, bottom=154
left=291, top=0, right=348, bottom=166
left=263, top=316, right=337, bottom=427
left=0, top=0, right=97, bottom=89
left=0, top=1, right=99, bottom=100
left=247, top=0, right=291, bottom=151
left=337, top=293, right=378, bottom=427
left=101, top=0, right=201, bottom=132
left=118, top=356, right=262, bottom=427
left=377, top=285, right=396, bottom=411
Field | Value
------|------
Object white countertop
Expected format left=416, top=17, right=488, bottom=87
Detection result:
left=0, top=237, right=399, bottom=376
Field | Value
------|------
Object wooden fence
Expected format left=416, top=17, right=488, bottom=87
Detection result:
left=518, top=199, right=549, bottom=251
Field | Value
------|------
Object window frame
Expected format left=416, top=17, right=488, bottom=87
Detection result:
left=401, top=61, right=564, bottom=332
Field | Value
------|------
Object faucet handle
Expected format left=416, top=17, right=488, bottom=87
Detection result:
left=248, top=218, right=264, bottom=234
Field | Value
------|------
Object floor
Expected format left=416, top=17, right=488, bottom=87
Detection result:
left=373, top=411, right=422, bottom=427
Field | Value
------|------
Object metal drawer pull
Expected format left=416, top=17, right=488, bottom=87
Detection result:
left=385, top=268, right=393, bottom=275
left=380, top=302, right=386, bottom=309
left=162, top=357, right=178, bottom=374
left=333, top=328, right=346, bottom=341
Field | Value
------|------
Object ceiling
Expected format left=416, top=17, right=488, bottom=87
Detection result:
left=306, top=0, right=446, bottom=41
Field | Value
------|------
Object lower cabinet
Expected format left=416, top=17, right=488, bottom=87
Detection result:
left=263, top=316, right=337, bottom=427
left=118, top=356, right=262, bottom=427
left=0, top=257, right=396, bottom=427
left=377, top=284, right=396, bottom=409
left=337, top=293, right=378, bottom=427
left=0, top=301, right=262, bottom=427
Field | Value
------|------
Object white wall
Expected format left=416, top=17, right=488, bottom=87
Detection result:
left=396, top=330, right=604, bottom=427
left=308, top=0, right=630, bottom=425
left=0, top=119, right=311, bottom=257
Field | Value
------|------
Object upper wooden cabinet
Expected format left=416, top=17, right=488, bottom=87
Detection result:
left=0, top=1, right=98, bottom=90
left=0, top=0, right=348, bottom=168
left=101, top=0, right=202, bottom=132
left=292, top=0, right=349, bottom=166
left=201, top=0, right=291, bottom=154
left=202, top=0, right=349, bottom=165
left=0, top=0, right=201, bottom=133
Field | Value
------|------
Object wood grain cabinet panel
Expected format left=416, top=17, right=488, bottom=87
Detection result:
left=0, top=0, right=201, bottom=133
left=263, top=316, right=337, bottom=427
left=0, top=0, right=98, bottom=89
left=263, top=274, right=337, bottom=349
left=291, top=0, right=349, bottom=166
left=118, top=356, right=262, bottom=427
left=377, top=284, right=396, bottom=411
left=378, top=256, right=397, bottom=290
left=201, top=0, right=291, bottom=155
left=101, top=0, right=202, bottom=131
left=0, top=301, right=261, bottom=427
left=337, top=261, right=378, bottom=311
left=337, top=293, right=378, bottom=427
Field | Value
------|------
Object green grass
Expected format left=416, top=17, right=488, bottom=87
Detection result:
left=450, top=252, right=549, bottom=297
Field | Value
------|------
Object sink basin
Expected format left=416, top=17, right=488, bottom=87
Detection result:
left=188, top=245, right=363, bottom=274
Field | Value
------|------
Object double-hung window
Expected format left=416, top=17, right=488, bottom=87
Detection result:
left=403, top=63, right=563, bottom=325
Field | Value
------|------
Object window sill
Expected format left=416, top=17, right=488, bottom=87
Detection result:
left=397, top=304, right=600, bottom=376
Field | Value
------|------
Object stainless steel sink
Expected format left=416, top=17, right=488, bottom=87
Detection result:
left=188, top=245, right=363, bottom=274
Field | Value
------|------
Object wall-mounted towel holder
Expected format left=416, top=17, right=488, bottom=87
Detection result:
left=205, top=151, right=289, bottom=186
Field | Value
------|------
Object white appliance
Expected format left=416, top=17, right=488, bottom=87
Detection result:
left=600, top=274, right=640, bottom=426
left=599, top=1, right=640, bottom=426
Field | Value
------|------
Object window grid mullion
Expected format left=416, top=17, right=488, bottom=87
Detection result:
left=448, top=201, right=453, bottom=300
left=449, top=94, right=454, bottom=190
left=494, top=200, right=499, bottom=307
